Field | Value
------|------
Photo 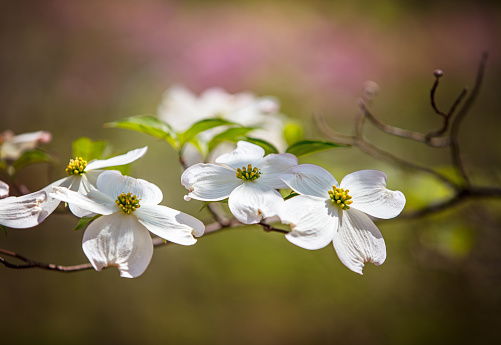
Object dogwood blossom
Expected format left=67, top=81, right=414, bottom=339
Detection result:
left=158, top=85, right=288, bottom=157
left=0, top=190, right=48, bottom=228
left=0, top=130, right=51, bottom=161
left=41, top=146, right=147, bottom=217
left=278, top=164, right=405, bottom=274
left=50, top=170, right=205, bottom=278
left=181, top=141, right=297, bottom=224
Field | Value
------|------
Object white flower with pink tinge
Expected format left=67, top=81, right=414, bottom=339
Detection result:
left=0, top=130, right=51, bottom=161
left=278, top=164, right=406, bottom=275
left=51, top=170, right=205, bottom=278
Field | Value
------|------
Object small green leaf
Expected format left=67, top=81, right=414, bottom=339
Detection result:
left=178, top=119, right=235, bottom=146
left=1, top=224, right=7, bottom=237
left=242, top=137, right=279, bottom=155
left=72, top=137, right=109, bottom=161
left=73, top=214, right=101, bottom=231
left=105, top=116, right=177, bottom=148
left=284, top=192, right=299, bottom=200
left=207, top=126, right=256, bottom=152
left=286, top=140, right=350, bottom=157
left=283, top=121, right=304, bottom=146
left=13, top=150, right=55, bottom=171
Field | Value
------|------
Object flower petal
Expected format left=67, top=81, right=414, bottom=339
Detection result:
left=68, top=172, right=101, bottom=217
left=82, top=213, right=153, bottom=278
left=215, top=141, right=264, bottom=170
left=86, top=146, right=148, bottom=171
left=135, top=205, right=204, bottom=245
left=258, top=153, right=298, bottom=189
left=97, top=170, right=163, bottom=206
left=332, top=208, right=386, bottom=275
left=280, top=164, right=338, bottom=198
left=340, top=170, right=405, bottom=219
left=228, top=182, right=284, bottom=224
left=0, top=180, right=9, bottom=199
left=0, top=190, right=48, bottom=228
left=280, top=195, right=338, bottom=250
left=181, top=163, right=242, bottom=201
left=40, top=176, right=74, bottom=217
left=50, top=186, right=117, bottom=215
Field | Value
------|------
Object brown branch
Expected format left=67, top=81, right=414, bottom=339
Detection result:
left=449, top=52, right=488, bottom=187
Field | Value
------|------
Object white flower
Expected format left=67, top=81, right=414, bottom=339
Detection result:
left=0, top=190, right=48, bottom=229
left=0, top=130, right=52, bottom=161
left=41, top=146, right=147, bottom=218
left=181, top=141, right=298, bottom=224
left=279, top=164, right=406, bottom=275
left=158, top=85, right=288, bottom=154
left=50, top=170, right=205, bottom=278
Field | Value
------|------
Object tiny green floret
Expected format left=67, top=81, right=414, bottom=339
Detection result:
left=328, top=186, right=353, bottom=210
left=116, top=192, right=141, bottom=215
left=66, top=157, right=87, bottom=175
left=236, top=164, right=261, bottom=181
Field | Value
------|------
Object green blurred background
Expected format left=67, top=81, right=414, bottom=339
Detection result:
left=1, top=0, right=501, bottom=344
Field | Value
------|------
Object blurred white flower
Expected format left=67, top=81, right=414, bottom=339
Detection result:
left=279, top=164, right=406, bottom=275
left=158, top=85, right=288, bottom=157
left=41, top=147, right=148, bottom=218
left=182, top=141, right=297, bottom=224
left=51, top=170, right=205, bottom=278
left=0, top=130, right=52, bottom=161
left=0, top=190, right=48, bottom=229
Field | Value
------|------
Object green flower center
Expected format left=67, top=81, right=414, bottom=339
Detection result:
left=66, top=157, right=87, bottom=175
left=236, top=164, right=261, bottom=181
left=116, top=192, right=141, bottom=215
left=328, top=186, right=353, bottom=210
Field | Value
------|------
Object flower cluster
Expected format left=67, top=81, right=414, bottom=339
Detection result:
left=1, top=85, right=406, bottom=278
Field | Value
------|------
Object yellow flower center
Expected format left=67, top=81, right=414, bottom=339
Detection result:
left=328, top=186, right=353, bottom=210
left=115, top=192, right=141, bottom=215
left=66, top=157, right=87, bottom=175
left=236, top=164, right=261, bottom=181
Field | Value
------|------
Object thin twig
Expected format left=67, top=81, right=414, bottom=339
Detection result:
left=449, top=52, right=488, bottom=187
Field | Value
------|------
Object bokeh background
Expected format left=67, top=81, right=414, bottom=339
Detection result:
left=1, top=0, right=501, bottom=344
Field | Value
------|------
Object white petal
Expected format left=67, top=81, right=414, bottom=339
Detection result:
left=40, top=176, right=74, bottom=217
left=69, top=173, right=101, bottom=217
left=258, top=153, right=298, bottom=189
left=50, top=187, right=117, bottom=215
left=135, top=205, right=204, bottom=245
left=0, top=130, right=51, bottom=160
left=97, top=171, right=163, bottom=206
left=280, top=164, right=338, bottom=198
left=280, top=195, right=338, bottom=250
left=215, top=141, right=264, bottom=170
left=0, top=190, right=48, bottom=228
left=181, top=163, right=242, bottom=201
left=0, top=180, right=9, bottom=199
left=228, top=182, right=284, bottom=224
left=82, top=213, right=154, bottom=278
left=86, top=146, right=148, bottom=170
left=333, top=208, right=386, bottom=275
left=340, top=170, right=406, bottom=219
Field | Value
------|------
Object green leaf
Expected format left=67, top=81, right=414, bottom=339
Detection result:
left=286, top=140, right=350, bottom=157
left=73, top=214, right=101, bottom=231
left=178, top=119, right=235, bottom=146
left=284, top=192, right=299, bottom=200
left=105, top=116, right=177, bottom=148
left=13, top=150, right=55, bottom=171
left=242, top=137, right=279, bottom=155
left=1, top=224, right=7, bottom=237
left=283, top=121, right=304, bottom=146
left=72, top=137, right=109, bottom=161
left=207, top=126, right=256, bottom=152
